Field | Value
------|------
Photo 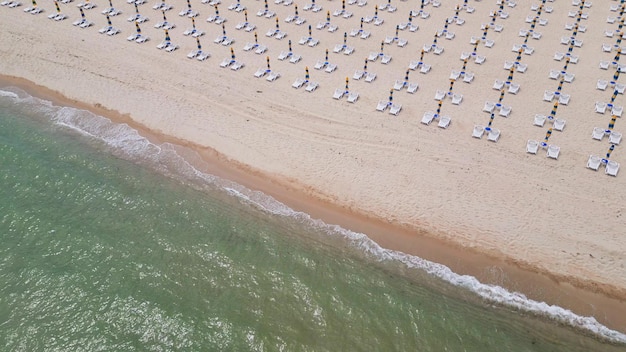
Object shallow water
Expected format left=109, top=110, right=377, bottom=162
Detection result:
left=1, top=87, right=625, bottom=351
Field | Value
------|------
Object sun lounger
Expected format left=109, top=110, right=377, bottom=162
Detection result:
left=449, top=70, right=461, bottom=80
left=553, top=118, right=565, bottom=131
left=421, top=112, right=435, bottom=125
left=587, top=155, right=602, bottom=170
left=508, top=83, right=520, bottom=94
left=548, top=70, right=560, bottom=80
left=592, top=127, right=606, bottom=140
left=487, top=128, right=500, bottom=142
left=451, top=94, right=463, bottom=105
left=381, top=55, right=392, bottom=64
left=615, top=84, right=626, bottom=94
left=332, top=88, right=344, bottom=100
left=543, top=91, right=555, bottom=102
left=408, top=60, right=419, bottom=70
left=612, top=105, right=624, bottom=117
left=434, top=90, right=446, bottom=101
left=333, top=44, right=344, bottom=53
left=230, top=61, right=244, bottom=70
left=243, top=42, right=256, bottom=51
left=499, top=105, right=511, bottom=117
left=314, top=60, right=326, bottom=70
left=393, top=80, right=404, bottom=91
left=325, top=63, right=337, bottom=73
left=347, top=92, right=359, bottom=103
left=376, top=101, right=388, bottom=112
left=463, top=72, right=474, bottom=83
left=255, top=45, right=267, bottom=54
left=485, top=40, right=495, bottom=48
left=220, top=58, right=232, bottom=68
left=493, top=80, right=504, bottom=90
left=597, top=80, right=608, bottom=91
left=407, top=83, right=418, bottom=94
left=475, top=56, right=486, bottom=65
left=364, top=72, right=377, bottom=83
left=534, top=114, right=546, bottom=127
left=472, top=125, right=484, bottom=139
left=308, top=38, right=319, bottom=47
left=305, top=81, right=319, bottom=92
left=292, top=78, right=305, bottom=88
left=558, top=94, right=570, bottom=105
left=197, top=51, right=210, bottom=61
left=254, top=68, right=267, bottom=78
left=433, top=46, right=444, bottom=55
left=563, top=73, right=575, bottom=83
left=389, top=103, right=402, bottom=116
left=517, top=64, right=527, bottom=73
left=360, top=30, right=370, bottom=39
left=546, top=145, right=560, bottom=159
left=526, top=140, right=539, bottom=154
left=266, top=71, right=280, bottom=81
left=483, top=101, right=495, bottom=113
left=554, top=52, right=564, bottom=61
left=289, top=54, right=301, bottom=63
left=344, top=46, right=354, bottom=55
left=420, top=64, right=431, bottom=74
left=609, top=132, right=622, bottom=145
left=374, top=18, right=384, bottom=26
left=605, top=160, right=620, bottom=176
left=353, top=70, right=364, bottom=80
left=595, top=101, right=607, bottom=114
left=438, top=116, right=451, bottom=129
left=397, top=38, right=408, bottom=48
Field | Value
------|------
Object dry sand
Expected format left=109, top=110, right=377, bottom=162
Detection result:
left=1, top=0, right=626, bottom=331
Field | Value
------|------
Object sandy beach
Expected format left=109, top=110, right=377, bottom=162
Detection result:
left=1, top=0, right=626, bottom=333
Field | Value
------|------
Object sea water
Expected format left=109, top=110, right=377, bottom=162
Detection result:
left=1, top=87, right=625, bottom=351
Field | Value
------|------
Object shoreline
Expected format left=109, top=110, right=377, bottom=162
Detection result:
left=3, top=74, right=626, bottom=334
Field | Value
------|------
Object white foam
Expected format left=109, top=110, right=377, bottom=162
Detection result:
left=4, top=87, right=626, bottom=344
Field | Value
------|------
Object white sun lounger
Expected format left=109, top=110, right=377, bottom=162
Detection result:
left=230, top=61, right=244, bottom=70
left=483, top=101, right=495, bottom=113
left=553, top=118, right=566, bottom=131
left=381, top=55, right=392, bottom=64
left=376, top=101, right=388, bottom=112
left=347, top=92, right=359, bottom=103
left=292, top=78, right=305, bottom=88
left=592, top=127, right=606, bottom=140
left=493, top=80, right=504, bottom=90
left=305, top=81, right=319, bottom=92
left=595, top=101, right=607, bottom=114
left=289, top=54, right=301, bottom=63
left=472, top=125, right=484, bottom=139
left=254, top=68, right=267, bottom=78
left=587, top=155, right=602, bottom=170
left=612, top=106, right=624, bottom=117
left=434, top=90, right=446, bottom=101
left=407, top=83, right=418, bottom=94
left=463, top=72, right=474, bottom=83
left=389, top=103, right=402, bottom=116
left=526, top=140, right=539, bottom=154
left=333, top=88, right=344, bottom=99
left=367, top=52, right=378, bottom=61
left=438, top=116, right=451, bottom=129
left=558, top=94, right=570, bottom=105
left=353, top=70, right=364, bottom=80
left=324, top=63, right=337, bottom=73
left=609, top=132, right=622, bottom=145
left=266, top=72, right=280, bottom=81
left=364, top=72, right=376, bottom=82
left=499, top=105, right=512, bottom=117
left=508, top=83, right=520, bottom=94
left=421, top=112, right=435, bottom=125
left=420, top=64, right=431, bottom=74
left=487, top=128, right=500, bottom=142
left=393, top=80, right=405, bottom=91
left=451, top=94, right=463, bottom=105
left=606, top=161, right=620, bottom=176
left=543, top=91, right=555, bottom=102
left=546, top=145, right=560, bottom=159
left=534, top=114, right=546, bottom=127
left=597, top=80, right=608, bottom=91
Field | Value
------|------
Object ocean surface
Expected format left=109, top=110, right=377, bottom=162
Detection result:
left=1, top=86, right=625, bottom=352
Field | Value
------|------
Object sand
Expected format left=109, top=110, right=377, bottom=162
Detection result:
left=1, top=0, right=626, bottom=332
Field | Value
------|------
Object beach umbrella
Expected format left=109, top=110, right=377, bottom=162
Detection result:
left=419, top=49, right=424, bottom=62
left=343, top=32, right=347, bottom=45
left=606, top=144, right=615, bottom=159
left=244, top=10, right=248, bottom=22
left=345, top=76, right=349, bottom=91
left=106, top=14, right=112, bottom=26
left=342, top=0, right=345, bottom=10
left=550, top=101, right=558, bottom=116
left=407, top=12, right=412, bottom=24
left=108, top=0, right=112, bottom=7
left=449, top=79, right=454, bottom=91
left=557, top=79, right=564, bottom=91
left=214, top=4, right=220, bottom=16
left=420, top=0, right=424, bottom=10
left=327, top=11, right=330, bottom=23
left=360, top=17, right=363, bottom=29
left=54, top=0, right=60, bottom=13
left=388, top=89, right=393, bottom=102
left=614, top=51, right=621, bottom=63
left=135, top=21, right=141, bottom=34
left=230, top=47, right=235, bottom=60
left=374, top=5, right=378, bottom=17
left=325, top=48, right=328, bottom=62
left=395, top=25, right=399, bottom=38
left=614, top=69, right=620, bottom=81
left=254, top=31, right=258, bottom=43
left=187, top=0, right=192, bottom=9
left=473, top=41, right=478, bottom=52
left=507, top=67, right=514, bottom=82
left=275, top=17, right=279, bottom=29
left=380, top=40, right=384, bottom=53
left=196, top=37, right=202, bottom=50
left=222, top=23, right=226, bottom=36
left=487, top=113, right=495, bottom=126
left=404, top=69, right=409, bottom=82
left=288, top=39, right=292, bottom=52
left=611, top=90, right=618, bottom=103
left=161, top=10, right=167, bottom=21
left=266, top=56, right=271, bottom=70
left=498, top=88, right=504, bottom=102
left=308, top=24, right=312, bottom=37
left=433, top=32, right=438, bottom=44
left=544, top=128, right=552, bottom=142
left=455, top=4, right=460, bottom=16
left=305, top=66, right=309, bottom=80
left=79, top=7, right=85, bottom=19
left=462, top=58, right=468, bottom=71
left=294, top=4, right=298, bottom=17
left=134, top=2, right=139, bottom=14
left=264, top=0, right=268, bottom=11
left=191, top=17, right=196, bottom=29
left=609, top=115, right=617, bottom=130
left=436, top=100, right=442, bottom=114
left=164, top=29, right=171, bottom=42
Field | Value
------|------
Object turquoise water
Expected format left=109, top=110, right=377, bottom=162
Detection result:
left=1, top=87, right=625, bottom=351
